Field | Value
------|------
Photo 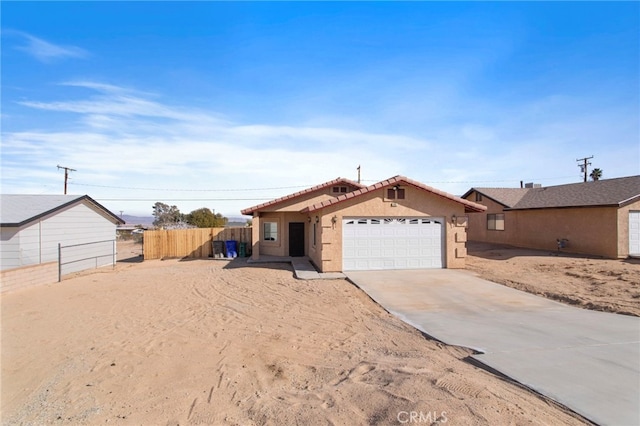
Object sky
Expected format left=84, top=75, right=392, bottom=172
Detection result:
left=2, top=1, right=639, bottom=218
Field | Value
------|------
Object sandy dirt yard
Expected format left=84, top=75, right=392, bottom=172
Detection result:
left=1, top=241, right=588, bottom=425
left=466, top=242, right=640, bottom=317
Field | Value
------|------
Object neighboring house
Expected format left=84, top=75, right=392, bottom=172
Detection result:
left=241, top=176, right=486, bottom=272
left=1, top=194, right=125, bottom=292
left=462, top=176, right=640, bottom=258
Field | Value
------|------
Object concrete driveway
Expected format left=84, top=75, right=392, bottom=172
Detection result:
left=346, top=269, right=640, bottom=426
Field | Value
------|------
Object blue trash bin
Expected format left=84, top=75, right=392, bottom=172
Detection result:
left=225, top=240, right=238, bottom=258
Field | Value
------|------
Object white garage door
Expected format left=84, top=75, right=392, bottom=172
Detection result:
left=630, top=211, right=640, bottom=257
left=342, top=218, right=444, bottom=270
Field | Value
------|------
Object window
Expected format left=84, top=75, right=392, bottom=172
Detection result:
left=386, top=187, right=406, bottom=200
left=312, top=223, right=317, bottom=247
left=475, top=192, right=483, bottom=202
left=263, top=222, right=278, bottom=241
left=332, top=186, right=348, bottom=193
left=487, top=214, right=505, bottom=231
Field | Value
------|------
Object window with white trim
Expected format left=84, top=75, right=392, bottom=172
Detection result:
left=263, top=222, right=278, bottom=241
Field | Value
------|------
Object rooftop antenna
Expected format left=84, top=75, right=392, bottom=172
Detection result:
left=57, top=165, right=76, bottom=194
left=357, top=165, right=361, bottom=184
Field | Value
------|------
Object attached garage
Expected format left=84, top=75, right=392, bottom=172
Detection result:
left=342, top=218, right=444, bottom=270
left=630, top=211, right=640, bottom=257
left=242, top=175, right=486, bottom=273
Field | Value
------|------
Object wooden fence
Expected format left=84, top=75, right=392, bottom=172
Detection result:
left=143, top=227, right=252, bottom=260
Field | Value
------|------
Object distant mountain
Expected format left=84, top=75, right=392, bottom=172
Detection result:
left=122, top=215, right=154, bottom=227
left=120, top=215, right=250, bottom=228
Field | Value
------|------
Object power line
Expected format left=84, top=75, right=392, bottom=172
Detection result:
left=95, top=198, right=274, bottom=202
left=70, top=182, right=315, bottom=192
left=73, top=174, right=579, bottom=193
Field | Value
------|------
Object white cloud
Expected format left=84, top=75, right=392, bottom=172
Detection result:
left=2, top=82, right=412, bottom=214
left=3, top=81, right=638, bottom=216
left=9, top=31, right=88, bottom=62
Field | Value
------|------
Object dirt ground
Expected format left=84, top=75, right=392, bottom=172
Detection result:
left=1, top=241, right=589, bottom=425
left=466, top=242, right=640, bottom=317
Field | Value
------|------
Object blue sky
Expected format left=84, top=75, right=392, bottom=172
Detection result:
left=2, top=2, right=638, bottom=217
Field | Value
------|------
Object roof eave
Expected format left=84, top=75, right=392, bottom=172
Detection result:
left=505, top=203, right=620, bottom=211
left=0, top=195, right=125, bottom=227
left=304, top=176, right=487, bottom=213
left=241, top=177, right=365, bottom=215
left=619, top=194, right=640, bottom=208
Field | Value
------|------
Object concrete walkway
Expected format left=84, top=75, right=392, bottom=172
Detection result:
left=247, top=256, right=345, bottom=280
left=346, top=269, right=640, bottom=426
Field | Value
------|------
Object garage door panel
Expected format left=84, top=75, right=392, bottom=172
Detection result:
left=383, top=248, right=395, bottom=257
left=343, top=217, right=444, bottom=270
left=630, top=211, right=640, bottom=256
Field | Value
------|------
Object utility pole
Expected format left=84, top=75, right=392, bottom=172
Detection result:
left=57, top=165, right=76, bottom=194
left=357, top=165, right=361, bottom=184
left=576, top=156, right=593, bottom=183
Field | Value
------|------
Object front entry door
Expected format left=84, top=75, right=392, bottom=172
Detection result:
left=289, top=222, right=305, bottom=257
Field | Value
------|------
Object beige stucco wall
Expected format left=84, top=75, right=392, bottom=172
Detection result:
left=509, top=207, right=619, bottom=257
left=249, top=186, right=357, bottom=259
left=267, top=184, right=361, bottom=213
left=464, top=193, right=510, bottom=245
left=310, top=186, right=469, bottom=272
left=252, top=211, right=310, bottom=257
left=464, top=190, right=633, bottom=258
left=618, top=200, right=640, bottom=257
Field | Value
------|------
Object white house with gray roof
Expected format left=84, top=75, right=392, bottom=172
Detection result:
left=0, top=195, right=124, bottom=291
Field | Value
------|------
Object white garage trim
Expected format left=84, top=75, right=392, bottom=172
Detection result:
left=342, top=217, right=444, bottom=270
left=629, top=211, right=640, bottom=257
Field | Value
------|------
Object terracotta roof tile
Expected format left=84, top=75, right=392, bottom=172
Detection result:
left=302, top=175, right=487, bottom=213
left=241, top=177, right=365, bottom=215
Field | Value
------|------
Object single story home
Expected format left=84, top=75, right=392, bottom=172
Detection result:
left=461, top=175, right=640, bottom=258
left=241, top=176, right=486, bottom=272
left=1, top=194, right=124, bottom=292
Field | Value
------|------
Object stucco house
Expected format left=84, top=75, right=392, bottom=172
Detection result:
left=461, top=175, right=640, bottom=258
left=0, top=194, right=124, bottom=292
left=241, top=176, right=486, bottom=272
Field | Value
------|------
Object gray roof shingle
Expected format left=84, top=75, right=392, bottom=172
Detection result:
left=470, top=176, right=640, bottom=210
left=1, top=194, right=124, bottom=226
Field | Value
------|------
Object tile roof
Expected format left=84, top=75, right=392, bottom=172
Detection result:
left=1, top=194, right=125, bottom=226
left=240, top=177, right=365, bottom=215
left=469, top=175, right=640, bottom=210
left=302, top=175, right=487, bottom=213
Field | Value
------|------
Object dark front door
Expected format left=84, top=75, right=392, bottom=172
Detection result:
left=289, top=222, right=305, bottom=257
